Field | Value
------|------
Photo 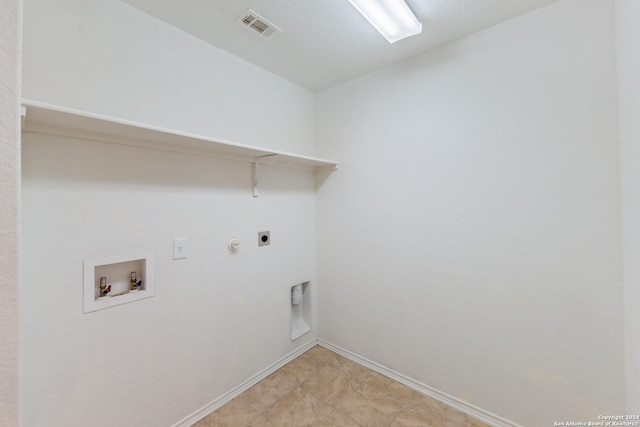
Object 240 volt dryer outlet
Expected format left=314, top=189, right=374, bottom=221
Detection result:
left=258, top=231, right=270, bottom=247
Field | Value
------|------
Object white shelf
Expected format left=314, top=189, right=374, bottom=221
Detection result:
left=21, top=99, right=339, bottom=170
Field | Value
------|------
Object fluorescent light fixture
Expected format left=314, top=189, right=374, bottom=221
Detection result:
left=348, top=0, right=422, bottom=43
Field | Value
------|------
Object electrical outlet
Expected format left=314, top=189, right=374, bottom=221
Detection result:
left=258, top=231, right=270, bottom=247
left=173, top=238, right=188, bottom=259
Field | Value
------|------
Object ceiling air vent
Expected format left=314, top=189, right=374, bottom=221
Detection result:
left=236, top=9, right=282, bottom=39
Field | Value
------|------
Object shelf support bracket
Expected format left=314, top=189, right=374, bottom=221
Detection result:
left=252, top=154, right=278, bottom=197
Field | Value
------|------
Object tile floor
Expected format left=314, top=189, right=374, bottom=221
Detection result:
left=194, top=345, right=491, bottom=427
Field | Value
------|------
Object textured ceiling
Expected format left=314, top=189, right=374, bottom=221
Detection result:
left=120, top=0, right=558, bottom=92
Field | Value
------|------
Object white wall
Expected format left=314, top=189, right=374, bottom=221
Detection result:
left=0, top=0, right=22, bottom=426
left=22, top=0, right=316, bottom=157
left=21, top=1, right=319, bottom=426
left=616, top=0, right=640, bottom=414
left=316, top=0, right=624, bottom=424
left=21, top=134, right=317, bottom=427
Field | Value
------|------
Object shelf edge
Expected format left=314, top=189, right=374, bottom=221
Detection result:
left=21, top=99, right=339, bottom=170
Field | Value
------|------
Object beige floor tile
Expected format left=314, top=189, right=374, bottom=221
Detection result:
left=299, top=363, right=353, bottom=405
left=328, top=355, right=373, bottom=380
left=304, top=345, right=338, bottom=366
left=242, top=372, right=297, bottom=414
left=402, top=390, right=451, bottom=416
left=194, top=397, right=260, bottom=427
left=358, top=371, right=416, bottom=405
left=246, top=415, right=274, bottom=426
left=315, top=409, right=362, bottom=427
left=334, top=389, right=401, bottom=427
left=263, top=388, right=333, bottom=426
left=443, top=407, right=474, bottom=427
left=390, top=410, right=438, bottom=427
left=277, top=354, right=324, bottom=385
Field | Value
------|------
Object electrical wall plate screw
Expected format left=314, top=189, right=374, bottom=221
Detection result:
left=258, top=231, right=270, bottom=247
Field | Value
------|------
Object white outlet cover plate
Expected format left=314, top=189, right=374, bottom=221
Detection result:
left=173, top=237, right=188, bottom=259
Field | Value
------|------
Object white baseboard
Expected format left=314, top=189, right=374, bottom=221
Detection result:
left=317, top=339, right=521, bottom=427
left=171, top=338, right=318, bottom=427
